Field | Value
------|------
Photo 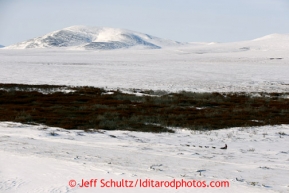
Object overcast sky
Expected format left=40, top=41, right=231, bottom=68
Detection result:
left=0, top=0, right=288, bottom=45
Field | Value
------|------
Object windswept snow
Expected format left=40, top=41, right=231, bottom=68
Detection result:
left=0, top=122, right=288, bottom=192
left=0, top=45, right=288, bottom=93
left=5, top=26, right=181, bottom=50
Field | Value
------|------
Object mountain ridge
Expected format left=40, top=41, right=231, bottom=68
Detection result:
left=4, top=26, right=289, bottom=51
left=5, top=26, right=182, bottom=50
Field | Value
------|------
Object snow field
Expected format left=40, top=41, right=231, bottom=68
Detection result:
left=0, top=122, right=288, bottom=192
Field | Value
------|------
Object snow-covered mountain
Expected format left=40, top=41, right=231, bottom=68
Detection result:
left=5, top=26, right=289, bottom=52
left=250, top=33, right=289, bottom=50
left=5, top=26, right=181, bottom=50
left=179, top=33, right=289, bottom=55
left=0, top=45, right=4, bottom=48
left=252, top=33, right=289, bottom=42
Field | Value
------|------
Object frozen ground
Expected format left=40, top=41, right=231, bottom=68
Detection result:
left=0, top=122, right=288, bottom=192
left=0, top=34, right=289, bottom=93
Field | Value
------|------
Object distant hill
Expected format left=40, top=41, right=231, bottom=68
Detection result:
left=5, top=26, right=181, bottom=50
left=180, top=33, right=289, bottom=54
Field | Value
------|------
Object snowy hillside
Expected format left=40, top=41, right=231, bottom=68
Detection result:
left=5, top=26, right=181, bottom=50
left=253, top=33, right=289, bottom=42
left=180, top=33, right=289, bottom=54
left=251, top=33, right=289, bottom=51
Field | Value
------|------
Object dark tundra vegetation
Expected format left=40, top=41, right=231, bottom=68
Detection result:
left=0, top=83, right=289, bottom=133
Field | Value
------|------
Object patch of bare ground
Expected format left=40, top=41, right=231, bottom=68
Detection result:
left=1, top=84, right=289, bottom=132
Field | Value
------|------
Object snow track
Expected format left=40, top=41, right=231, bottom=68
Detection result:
left=0, top=122, right=288, bottom=192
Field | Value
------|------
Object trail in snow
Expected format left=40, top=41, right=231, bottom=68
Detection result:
left=0, top=122, right=288, bottom=192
